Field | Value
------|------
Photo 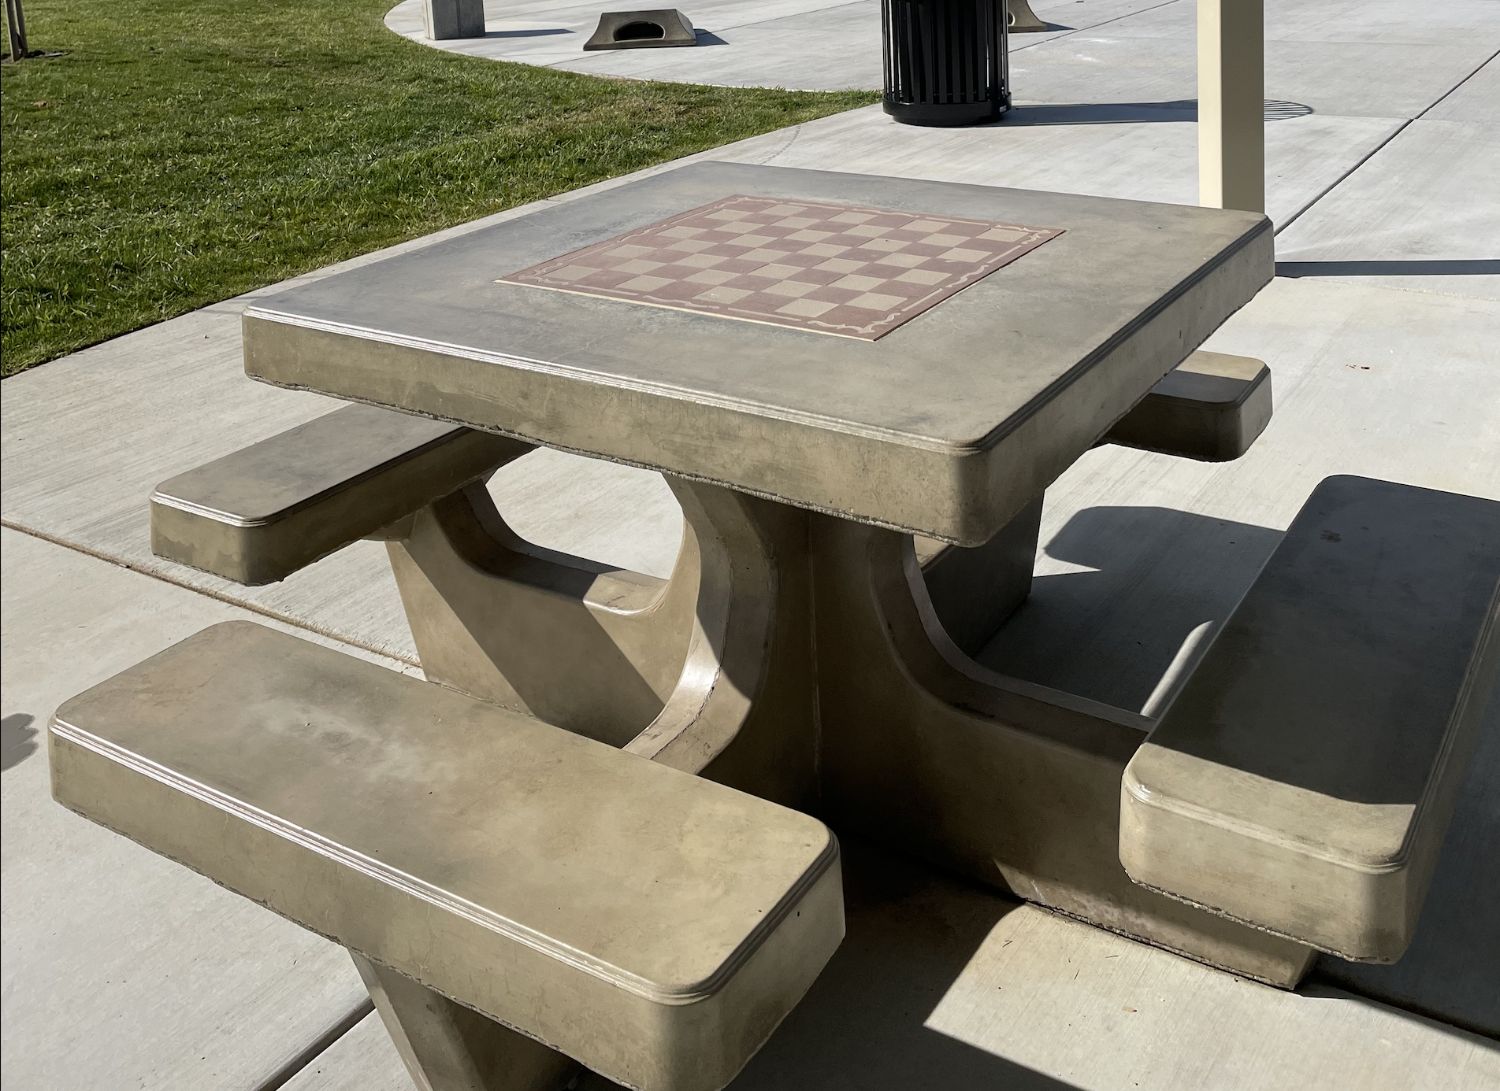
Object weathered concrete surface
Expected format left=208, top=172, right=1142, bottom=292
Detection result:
left=1006, top=33, right=1494, bottom=121
left=1103, top=0, right=1500, bottom=46
left=383, top=0, right=1500, bottom=112
left=53, top=620, right=843, bottom=1091
left=241, top=161, right=1273, bottom=545
left=1121, top=476, right=1500, bottom=961
left=381, top=0, right=1153, bottom=86
left=1426, top=55, right=1500, bottom=123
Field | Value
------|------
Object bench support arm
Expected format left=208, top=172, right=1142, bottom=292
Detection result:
left=353, top=954, right=576, bottom=1091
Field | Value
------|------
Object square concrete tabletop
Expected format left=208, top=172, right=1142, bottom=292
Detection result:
left=242, top=162, right=1271, bottom=545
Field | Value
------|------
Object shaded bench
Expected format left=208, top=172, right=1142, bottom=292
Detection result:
left=1102, top=351, right=1271, bottom=463
left=1120, top=476, right=1500, bottom=961
left=51, top=621, right=843, bottom=1091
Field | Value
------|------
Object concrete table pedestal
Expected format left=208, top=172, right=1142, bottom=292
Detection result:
left=380, top=467, right=1315, bottom=990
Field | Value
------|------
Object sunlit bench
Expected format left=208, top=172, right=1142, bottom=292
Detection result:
left=51, top=621, right=843, bottom=1091
left=150, top=402, right=524, bottom=586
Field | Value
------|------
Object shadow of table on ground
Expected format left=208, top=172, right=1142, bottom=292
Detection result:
left=728, top=841, right=1071, bottom=1091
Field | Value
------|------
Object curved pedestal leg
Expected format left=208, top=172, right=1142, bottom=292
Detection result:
left=623, top=478, right=818, bottom=806
left=384, top=471, right=818, bottom=805
left=364, top=474, right=820, bottom=1091
left=385, top=477, right=695, bottom=747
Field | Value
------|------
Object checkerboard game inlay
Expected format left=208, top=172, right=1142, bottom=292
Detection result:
left=499, top=195, right=1064, bottom=340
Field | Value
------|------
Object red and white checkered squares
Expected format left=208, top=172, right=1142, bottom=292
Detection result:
left=500, top=195, right=1063, bottom=340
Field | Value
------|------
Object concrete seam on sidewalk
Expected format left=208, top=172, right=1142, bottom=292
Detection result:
left=1273, top=50, right=1494, bottom=238
left=256, top=1001, right=378, bottom=1091
left=0, top=520, right=421, bottom=669
left=1415, top=46, right=1499, bottom=119
left=1270, top=117, right=1413, bottom=237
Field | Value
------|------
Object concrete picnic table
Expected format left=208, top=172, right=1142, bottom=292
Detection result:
left=236, top=158, right=1303, bottom=971
left=52, top=160, right=1500, bottom=1091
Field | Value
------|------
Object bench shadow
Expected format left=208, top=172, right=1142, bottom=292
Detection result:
left=570, top=844, right=1068, bottom=1091
left=2, top=713, right=39, bottom=772
left=986, top=491, right=1499, bottom=796
left=726, top=839, right=1073, bottom=1091
left=1309, top=685, right=1500, bottom=1039
left=1005, top=99, right=1311, bottom=126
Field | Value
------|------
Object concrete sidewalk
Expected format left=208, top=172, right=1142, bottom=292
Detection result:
left=4, top=2, right=1499, bottom=1087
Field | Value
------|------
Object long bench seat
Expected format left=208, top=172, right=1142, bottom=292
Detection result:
left=150, top=402, right=525, bottom=585
left=50, top=621, right=844, bottom=1091
left=1120, top=476, right=1500, bottom=961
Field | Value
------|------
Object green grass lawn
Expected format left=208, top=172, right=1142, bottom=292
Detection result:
left=0, top=1, right=873, bottom=376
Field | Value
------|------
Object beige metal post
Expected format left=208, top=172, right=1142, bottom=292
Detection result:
left=1198, top=0, right=1264, bottom=213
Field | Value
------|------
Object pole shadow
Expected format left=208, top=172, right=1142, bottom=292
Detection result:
left=1309, top=685, right=1500, bottom=1039
left=1277, top=259, right=1500, bottom=278
left=1004, top=98, right=1311, bottom=126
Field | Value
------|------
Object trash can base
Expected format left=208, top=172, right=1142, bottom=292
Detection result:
left=883, top=96, right=1010, bottom=126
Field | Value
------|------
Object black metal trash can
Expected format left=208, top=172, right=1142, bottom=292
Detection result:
left=882, top=0, right=1009, bottom=126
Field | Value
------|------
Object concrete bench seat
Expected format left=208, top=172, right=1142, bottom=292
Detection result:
left=151, top=402, right=524, bottom=584
left=1120, top=476, right=1500, bottom=961
left=1103, top=351, right=1272, bottom=462
left=49, top=621, right=844, bottom=1091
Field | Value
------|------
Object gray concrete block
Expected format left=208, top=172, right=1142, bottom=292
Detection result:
left=424, top=0, right=485, bottom=39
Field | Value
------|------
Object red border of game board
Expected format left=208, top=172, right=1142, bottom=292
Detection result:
left=499, top=195, right=1063, bottom=341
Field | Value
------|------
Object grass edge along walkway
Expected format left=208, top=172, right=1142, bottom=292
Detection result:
left=0, top=0, right=875, bottom=376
